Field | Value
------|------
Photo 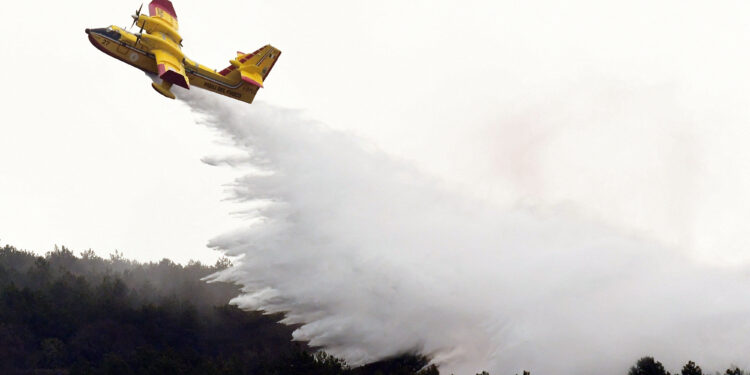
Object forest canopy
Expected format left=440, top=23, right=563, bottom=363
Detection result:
left=0, top=245, right=745, bottom=375
left=0, top=245, right=436, bottom=375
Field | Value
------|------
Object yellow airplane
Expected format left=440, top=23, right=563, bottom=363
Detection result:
left=86, top=0, right=280, bottom=104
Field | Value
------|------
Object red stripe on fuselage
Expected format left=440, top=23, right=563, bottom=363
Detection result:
left=218, top=47, right=264, bottom=76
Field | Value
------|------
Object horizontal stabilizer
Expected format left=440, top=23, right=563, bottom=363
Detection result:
left=240, top=68, right=264, bottom=88
left=219, top=45, right=281, bottom=88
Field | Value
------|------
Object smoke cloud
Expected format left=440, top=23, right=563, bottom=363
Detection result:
left=181, top=90, right=750, bottom=374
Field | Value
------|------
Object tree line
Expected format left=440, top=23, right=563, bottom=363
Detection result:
left=0, top=245, right=745, bottom=374
left=627, top=356, right=745, bottom=375
left=0, top=245, right=437, bottom=375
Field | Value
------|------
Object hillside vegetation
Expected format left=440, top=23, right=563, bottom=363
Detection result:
left=0, top=245, right=437, bottom=375
left=0, top=245, right=745, bottom=375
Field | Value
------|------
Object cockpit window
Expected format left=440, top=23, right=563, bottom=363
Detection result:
left=98, top=27, right=122, bottom=41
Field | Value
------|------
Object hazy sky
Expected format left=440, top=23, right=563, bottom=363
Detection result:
left=3, top=0, right=750, bottom=266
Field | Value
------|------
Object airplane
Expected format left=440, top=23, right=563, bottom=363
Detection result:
left=85, top=0, right=280, bottom=104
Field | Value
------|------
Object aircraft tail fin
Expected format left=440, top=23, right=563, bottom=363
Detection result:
left=218, top=45, right=281, bottom=87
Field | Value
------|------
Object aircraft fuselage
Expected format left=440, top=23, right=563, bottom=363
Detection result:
left=86, top=26, right=260, bottom=103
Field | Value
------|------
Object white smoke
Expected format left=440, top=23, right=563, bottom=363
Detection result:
left=181, top=90, right=750, bottom=375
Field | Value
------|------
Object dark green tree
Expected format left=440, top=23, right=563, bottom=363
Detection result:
left=681, top=361, right=702, bottom=375
left=0, top=244, right=435, bottom=375
left=629, top=357, right=668, bottom=375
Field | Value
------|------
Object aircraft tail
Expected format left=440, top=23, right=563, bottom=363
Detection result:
left=218, top=45, right=281, bottom=88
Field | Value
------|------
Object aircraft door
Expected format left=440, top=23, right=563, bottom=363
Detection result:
left=117, top=44, right=129, bottom=55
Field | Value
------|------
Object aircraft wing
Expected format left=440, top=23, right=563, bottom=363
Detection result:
left=149, top=0, right=179, bottom=31
left=145, top=0, right=187, bottom=89
left=153, top=49, right=189, bottom=89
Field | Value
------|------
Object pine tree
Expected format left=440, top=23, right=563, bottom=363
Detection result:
left=629, top=357, right=668, bottom=375
left=681, top=361, right=702, bottom=375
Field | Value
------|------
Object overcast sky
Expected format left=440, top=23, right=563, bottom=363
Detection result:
left=3, top=0, right=750, bottom=265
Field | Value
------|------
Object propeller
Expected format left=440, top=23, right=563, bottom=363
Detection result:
left=131, top=3, right=146, bottom=47
left=130, top=3, right=144, bottom=29
left=134, top=23, right=146, bottom=47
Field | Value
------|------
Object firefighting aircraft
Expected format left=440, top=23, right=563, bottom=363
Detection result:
left=85, top=0, right=280, bottom=104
